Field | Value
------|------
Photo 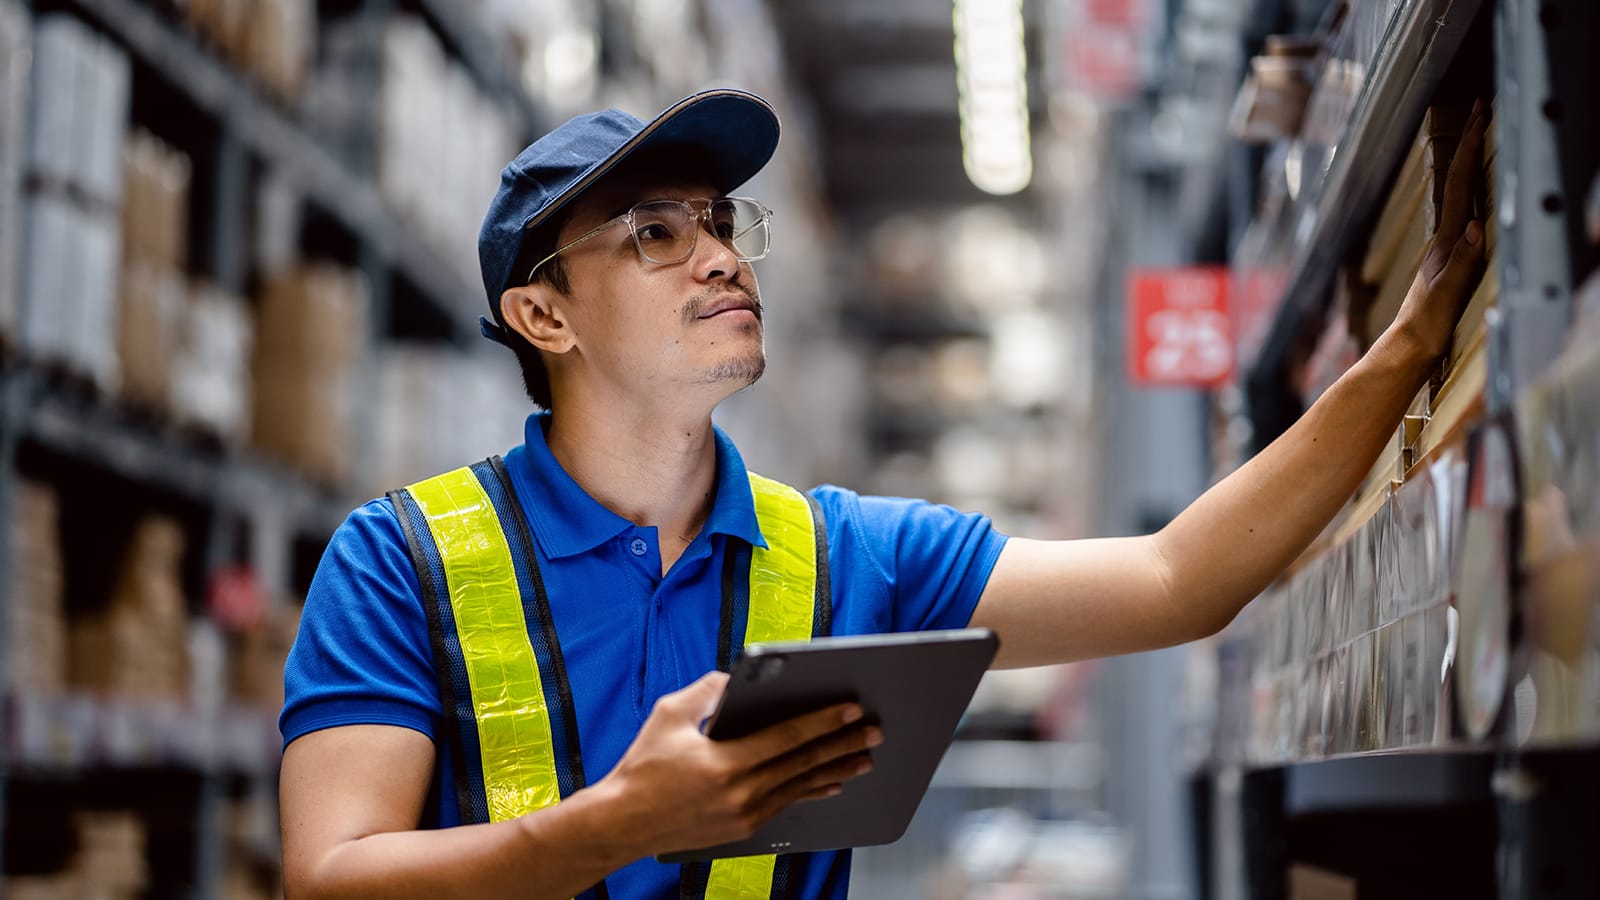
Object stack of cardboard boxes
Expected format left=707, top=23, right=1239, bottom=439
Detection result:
left=5, top=480, right=67, bottom=693
left=117, top=129, right=190, bottom=415
left=251, top=264, right=369, bottom=486
left=1245, top=101, right=1502, bottom=763
left=184, top=0, right=313, bottom=104
left=68, top=516, right=190, bottom=703
left=4, top=812, right=148, bottom=900
left=119, top=124, right=255, bottom=444
left=71, top=812, right=148, bottom=900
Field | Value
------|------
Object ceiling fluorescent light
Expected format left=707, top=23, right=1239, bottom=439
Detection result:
left=954, top=0, right=1032, bottom=195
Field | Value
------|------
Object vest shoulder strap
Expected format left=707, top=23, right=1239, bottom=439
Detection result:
left=390, top=461, right=567, bottom=823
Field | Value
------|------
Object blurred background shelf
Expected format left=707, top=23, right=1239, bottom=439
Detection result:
left=0, top=0, right=1594, bottom=897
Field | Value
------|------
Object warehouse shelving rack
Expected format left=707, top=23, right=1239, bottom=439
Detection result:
left=1190, top=0, right=1600, bottom=897
left=1241, top=0, right=1487, bottom=444
left=0, top=0, right=552, bottom=894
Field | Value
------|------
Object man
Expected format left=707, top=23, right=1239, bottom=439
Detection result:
left=279, top=89, right=1488, bottom=899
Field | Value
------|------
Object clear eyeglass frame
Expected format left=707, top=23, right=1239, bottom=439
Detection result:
left=525, top=196, right=773, bottom=282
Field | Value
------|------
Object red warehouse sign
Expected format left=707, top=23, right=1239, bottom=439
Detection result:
left=1127, top=267, right=1234, bottom=386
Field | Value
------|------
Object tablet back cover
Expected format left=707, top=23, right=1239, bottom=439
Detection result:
left=657, top=628, right=997, bottom=861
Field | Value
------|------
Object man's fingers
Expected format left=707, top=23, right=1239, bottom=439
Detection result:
left=1436, top=99, right=1489, bottom=245
left=666, top=671, right=730, bottom=723
left=731, top=703, right=865, bottom=766
left=1426, top=221, right=1486, bottom=313
left=753, top=751, right=875, bottom=821
left=755, top=724, right=882, bottom=793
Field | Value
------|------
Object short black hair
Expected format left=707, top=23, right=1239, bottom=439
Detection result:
left=496, top=143, right=722, bottom=410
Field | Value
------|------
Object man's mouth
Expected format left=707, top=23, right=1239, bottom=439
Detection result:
left=697, top=293, right=761, bottom=320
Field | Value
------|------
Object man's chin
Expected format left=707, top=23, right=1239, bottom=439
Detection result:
left=702, top=353, right=767, bottom=388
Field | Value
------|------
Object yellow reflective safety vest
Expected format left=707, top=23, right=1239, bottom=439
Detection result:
left=388, top=457, right=831, bottom=900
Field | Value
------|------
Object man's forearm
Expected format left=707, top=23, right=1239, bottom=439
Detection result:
left=288, top=785, right=636, bottom=900
left=1153, top=335, right=1434, bottom=635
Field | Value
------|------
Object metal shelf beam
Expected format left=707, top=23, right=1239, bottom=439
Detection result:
left=12, top=371, right=346, bottom=538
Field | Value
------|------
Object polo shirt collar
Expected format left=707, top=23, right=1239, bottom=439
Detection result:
left=512, top=412, right=766, bottom=559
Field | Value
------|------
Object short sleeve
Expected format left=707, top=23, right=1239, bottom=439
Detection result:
left=810, top=485, right=1008, bottom=635
left=279, top=499, right=441, bottom=749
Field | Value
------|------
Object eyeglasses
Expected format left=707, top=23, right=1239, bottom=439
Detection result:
left=527, top=197, right=773, bottom=281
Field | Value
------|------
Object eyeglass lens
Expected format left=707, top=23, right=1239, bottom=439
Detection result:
left=632, top=199, right=770, bottom=264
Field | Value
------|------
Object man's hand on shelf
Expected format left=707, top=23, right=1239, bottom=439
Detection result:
left=1379, top=99, right=1491, bottom=377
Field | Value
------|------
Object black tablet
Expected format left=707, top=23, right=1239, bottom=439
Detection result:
left=657, top=627, right=999, bottom=862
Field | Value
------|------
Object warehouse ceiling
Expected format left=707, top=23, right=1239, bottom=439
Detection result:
left=768, top=0, right=1048, bottom=223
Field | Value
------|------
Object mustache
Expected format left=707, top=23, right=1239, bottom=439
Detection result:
left=681, top=283, right=763, bottom=325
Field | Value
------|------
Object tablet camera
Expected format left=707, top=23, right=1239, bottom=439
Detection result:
left=749, top=655, right=787, bottom=683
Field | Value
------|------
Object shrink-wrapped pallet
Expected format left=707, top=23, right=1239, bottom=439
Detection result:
left=0, top=0, right=27, bottom=341
left=170, top=281, right=252, bottom=442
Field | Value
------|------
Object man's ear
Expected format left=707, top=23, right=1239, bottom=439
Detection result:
left=500, top=284, right=575, bottom=354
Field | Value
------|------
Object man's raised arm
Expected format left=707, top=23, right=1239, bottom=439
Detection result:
left=973, top=101, right=1490, bottom=669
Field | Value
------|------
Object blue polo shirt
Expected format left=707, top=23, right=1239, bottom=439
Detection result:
left=281, top=413, right=1007, bottom=899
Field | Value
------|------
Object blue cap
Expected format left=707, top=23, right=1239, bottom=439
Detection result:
left=477, top=88, right=781, bottom=343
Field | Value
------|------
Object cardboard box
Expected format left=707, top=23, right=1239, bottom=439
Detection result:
left=250, top=264, right=369, bottom=483
left=116, top=258, right=185, bottom=413
left=6, top=480, right=67, bottom=692
left=68, top=516, right=189, bottom=701
left=1289, top=864, right=1357, bottom=900
left=244, top=0, right=312, bottom=103
left=120, top=129, right=190, bottom=270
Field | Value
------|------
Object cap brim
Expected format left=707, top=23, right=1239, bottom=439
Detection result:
left=522, top=89, right=780, bottom=237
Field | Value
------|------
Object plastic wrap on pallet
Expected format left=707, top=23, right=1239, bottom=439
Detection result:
left=19, top=193, right=120, bottom=389
left=27, top=14, right=127, bottom=206
left=0, top=0, right=27, bottom=339
left=74, top=200, right=122, bottom=392
left=373, top=17, right=517, bottom=283
left=170, top=281, right=253, bottom=441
